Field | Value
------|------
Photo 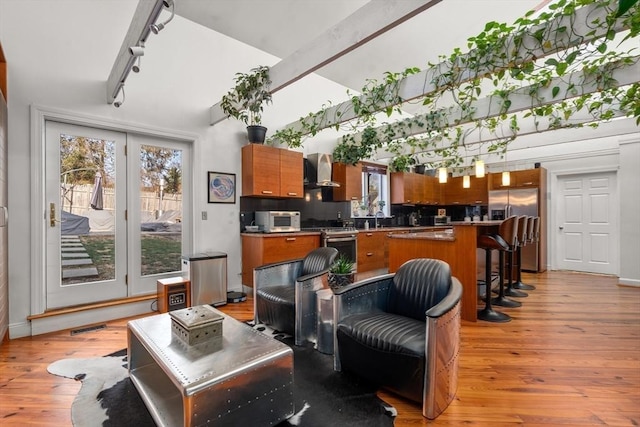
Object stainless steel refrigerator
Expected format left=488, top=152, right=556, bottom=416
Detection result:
left=489, top=188, right=539, bottom=271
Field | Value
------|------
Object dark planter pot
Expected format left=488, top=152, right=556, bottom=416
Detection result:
left=328, top=272, right=355, bottom=290
left=414, top=165, right=426, bottom=174
left=247, top=125, right=267, bottom=144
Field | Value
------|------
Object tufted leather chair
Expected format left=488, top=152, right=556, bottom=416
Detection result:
left=333, top=258, right=462, bottom=419
left=253, top=247, right=338, bottom=346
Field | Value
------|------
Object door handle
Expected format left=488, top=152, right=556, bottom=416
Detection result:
left=49, top=202, right=64, bottom=227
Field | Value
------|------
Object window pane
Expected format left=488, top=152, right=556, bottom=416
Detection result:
left=139, top=145, right=183, bottom=276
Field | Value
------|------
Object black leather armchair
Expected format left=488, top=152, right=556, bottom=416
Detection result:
left=333, top=258, right=462, bottom=419
left=253, top=247, right=338, bottom=346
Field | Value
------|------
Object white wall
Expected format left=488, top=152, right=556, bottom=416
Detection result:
left=1, top=1, right=638, bottom=337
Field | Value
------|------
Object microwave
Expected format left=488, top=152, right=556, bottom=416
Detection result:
left=255, top=211, right=301, bottom=233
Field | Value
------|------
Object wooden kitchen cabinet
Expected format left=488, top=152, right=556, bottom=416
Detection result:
left=242, top=144, right=303, bottom=198
left=391, top=172, right=441, bottom=205
left=357, top=230, right=387, bottom=273
left=241, top=233, right=321, bottom=287
left=443, top=175, right=488, bottom=205
left=488, top=168, right=542, bottom=190
left=331, top=162, right=362, bottom=201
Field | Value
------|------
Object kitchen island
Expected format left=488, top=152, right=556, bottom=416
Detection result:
left=388, top=221, right=503, bottom=322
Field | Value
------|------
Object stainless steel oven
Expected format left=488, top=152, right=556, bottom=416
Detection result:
left=321, top=228, right=358, bottom=269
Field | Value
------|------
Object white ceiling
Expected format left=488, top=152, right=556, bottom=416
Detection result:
left=175, top=0, right=544, bottom=95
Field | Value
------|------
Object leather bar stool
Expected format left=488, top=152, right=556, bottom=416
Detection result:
left=477, top=234, right=510, bottom=322
left=476, top=215, right=519, bottom=322
left=505, top=215, right=529, bottom=298
left=492, top=215, right=522, bottom=308
left=512, top=215, right=536, bottom=291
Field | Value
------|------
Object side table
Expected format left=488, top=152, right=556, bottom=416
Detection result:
left=316, top=288, right=334, bottom=354
left=128, top=308, right=294, bottom=426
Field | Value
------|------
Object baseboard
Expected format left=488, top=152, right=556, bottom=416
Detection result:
left=29, top=300, right=155, bottom=336
left=619, top=277, right=640, bottom=287
left=8, top=321, right=32, bottom=339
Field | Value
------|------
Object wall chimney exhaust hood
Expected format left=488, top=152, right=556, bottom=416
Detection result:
left=305, top=153, right=340, bottom=188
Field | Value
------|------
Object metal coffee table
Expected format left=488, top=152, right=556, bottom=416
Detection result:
left=128, top=308, right=294, bottom=427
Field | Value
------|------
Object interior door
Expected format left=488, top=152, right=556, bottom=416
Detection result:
left=556, top=171, right=618, bottom=274
left=45, top=121, right=127, bottom=308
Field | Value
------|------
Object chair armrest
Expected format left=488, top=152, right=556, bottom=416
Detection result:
left=294, top=270, right=330, bottom=346
left=253, top=259, right=304, bottom=289
left=425, top=277, right=463, bottom=319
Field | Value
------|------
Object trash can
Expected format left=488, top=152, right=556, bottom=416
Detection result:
left=182, top=252, right=227, bottom=306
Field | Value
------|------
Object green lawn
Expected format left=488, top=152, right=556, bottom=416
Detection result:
left=74, top=233, right=181, bottom=283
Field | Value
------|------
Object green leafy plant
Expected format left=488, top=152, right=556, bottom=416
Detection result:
left=220, top=65, right=272, bottom=126
left=329, top=254, right=354, bottom=275
left=389, top=154, right=416, bottom=172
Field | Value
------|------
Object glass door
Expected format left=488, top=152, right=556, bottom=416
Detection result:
left=45, top=121, right=127, bottom=309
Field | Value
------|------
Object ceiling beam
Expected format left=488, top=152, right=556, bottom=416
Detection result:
left=208, top=0, right=442, bottom=125
left=277, top=2, right=625, bottom=137
left=106, top=0, right=166, bottom=104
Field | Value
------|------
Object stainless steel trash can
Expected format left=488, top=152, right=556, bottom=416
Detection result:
left=182, top=252, right=227, bottom=306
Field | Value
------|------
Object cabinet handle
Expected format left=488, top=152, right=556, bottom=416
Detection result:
left=261, top=190, right=273, bottom=194
left=351, top=197, right=358, bottom=200
left=287, top=192, right=297, bottom=196
left=285, top=238, right=296, bottom=242
left=366, top=252, right=374, bottom=256
left=522, top=182, right=533, bottom=185
left=366, top=233, right=373, bottom=236
left=475, top=200, right=483, bottom=204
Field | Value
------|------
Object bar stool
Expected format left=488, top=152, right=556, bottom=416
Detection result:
left=476, top=215, right=518, bottom=322
left=492, top=215, right=522, bottom=308
left=514, top=215, right=537, bottom=291
left=505, top=215, right=529, bottom=298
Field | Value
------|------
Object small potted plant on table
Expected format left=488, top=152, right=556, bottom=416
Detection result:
left=328, top=255, right=355, bottom=290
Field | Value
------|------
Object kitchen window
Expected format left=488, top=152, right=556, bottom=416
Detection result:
left=356, top=163, right=388, bottom=217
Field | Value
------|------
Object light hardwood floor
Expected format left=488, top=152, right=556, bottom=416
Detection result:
left=1, top=270, right=639, bottom=426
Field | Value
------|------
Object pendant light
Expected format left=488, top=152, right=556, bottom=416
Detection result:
left=438, top=167, right=447, bottom=183
left=475, top=159, right=485, bottom=178
left=502, top=171, right=511, bottom=186
left=463, top=175, right=471, bottom=188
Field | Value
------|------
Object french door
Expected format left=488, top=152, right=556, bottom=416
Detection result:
left=44, top=121, right=191, bottom=309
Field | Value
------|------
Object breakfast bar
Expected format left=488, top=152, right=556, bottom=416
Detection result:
left=388, top=221, right=503, bottom=322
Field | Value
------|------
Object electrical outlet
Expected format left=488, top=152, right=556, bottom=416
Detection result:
left=201, top=211, right=207, bottom=220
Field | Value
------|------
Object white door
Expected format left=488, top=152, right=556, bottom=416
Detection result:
left=45, top=121, right=128, bottom=308
left=45, top=121, right=192, bottom=309
left=556, top=171, right=618, bottom=274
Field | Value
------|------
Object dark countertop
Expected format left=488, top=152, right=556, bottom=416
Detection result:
left=241, top=226, right=450, bottom=237
left=387, top=229, right=456, bottom=241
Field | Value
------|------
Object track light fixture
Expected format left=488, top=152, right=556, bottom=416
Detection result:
left=114, top=86, right=125, bottom=108
left=129, top=42, right=144, bottom=73
left=149, top=0, right=175, bottom=34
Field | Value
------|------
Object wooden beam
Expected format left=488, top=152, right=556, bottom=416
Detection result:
left=349, top=58, right=640, bottom=146
left=208, top=0, right=442, bottom=125
left=105, top=0, right=166, bottom=104
left=278, top=2, right=625, bottom=136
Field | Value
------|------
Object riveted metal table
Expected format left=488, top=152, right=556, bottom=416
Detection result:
left=127, top=308, right=294, bottom=427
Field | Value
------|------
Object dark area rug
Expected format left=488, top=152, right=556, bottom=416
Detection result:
left=48, top=338, right=396, bottom=426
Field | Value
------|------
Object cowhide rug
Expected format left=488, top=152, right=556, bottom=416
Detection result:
left=48, top=326, right=396, bottom=426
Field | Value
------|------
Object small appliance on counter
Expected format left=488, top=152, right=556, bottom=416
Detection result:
left=254, top=211, right=301, bottom=233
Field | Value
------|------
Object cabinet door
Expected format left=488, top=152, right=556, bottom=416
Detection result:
left=263, top=235, right=320, bottom=264
left=332, top=162, right=362, bottom=201
left=242, top=144, right=280, bottom=197
left=390, top=172, right=408, bottom=204
left=357, top=231, right=386, bottom=272
left=468, top=175, right=488, bottom=204
left=423, top=175, right=442, bottom=205
left=280, top=149, right=303, bottom=198
left=512, top=169, right=540, bottom=188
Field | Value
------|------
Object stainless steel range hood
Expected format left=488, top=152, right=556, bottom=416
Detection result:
left=305, top=153, right=340, bottom=188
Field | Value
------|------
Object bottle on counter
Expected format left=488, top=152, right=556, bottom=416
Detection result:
left=364, top=221, right=369, bottom=230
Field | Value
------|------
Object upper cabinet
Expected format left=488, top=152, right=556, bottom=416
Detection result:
left=488, top=168, right=543, bottom=190
left=391, top=172, right=441, bottom=205
left=331, top=162, right=362, bottom=201
left=242, top=144, right=303, bottom=198
left=443, top=176, right=488, bottom=205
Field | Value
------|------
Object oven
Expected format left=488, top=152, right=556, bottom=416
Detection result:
left=321, top=228, right=358, bottom=268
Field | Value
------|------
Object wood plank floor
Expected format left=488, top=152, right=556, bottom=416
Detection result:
left=1, top=270, right=638, bottom=426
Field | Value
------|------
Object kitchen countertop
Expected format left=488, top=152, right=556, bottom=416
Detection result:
left=387, top=229, right=456, bottom=241
left=449, top=220, right=503, bottom=226
left=241, top=226, right=450, bottom=236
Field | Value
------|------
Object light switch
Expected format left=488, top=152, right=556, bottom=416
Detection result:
left=201, top=211, right=207, bottom=220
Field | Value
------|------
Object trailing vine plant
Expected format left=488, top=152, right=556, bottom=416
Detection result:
left=267, top=0, right=639, bottom=167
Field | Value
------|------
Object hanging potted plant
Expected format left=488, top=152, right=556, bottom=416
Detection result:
left=220, top=65, right=272, bottom=143
left=328, top=255, right=355, bottom=290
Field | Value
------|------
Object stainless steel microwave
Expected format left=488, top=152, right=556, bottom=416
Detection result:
left=255, top=211, right=301, bottom=233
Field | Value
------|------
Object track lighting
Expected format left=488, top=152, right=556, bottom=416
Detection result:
left=113, top=86, right=125, bottom=108
left=149, top=0, right=175, bottom=34
left=128, top=46, right=145, bottom=57
left=132, top=56, right=142, bottom=73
